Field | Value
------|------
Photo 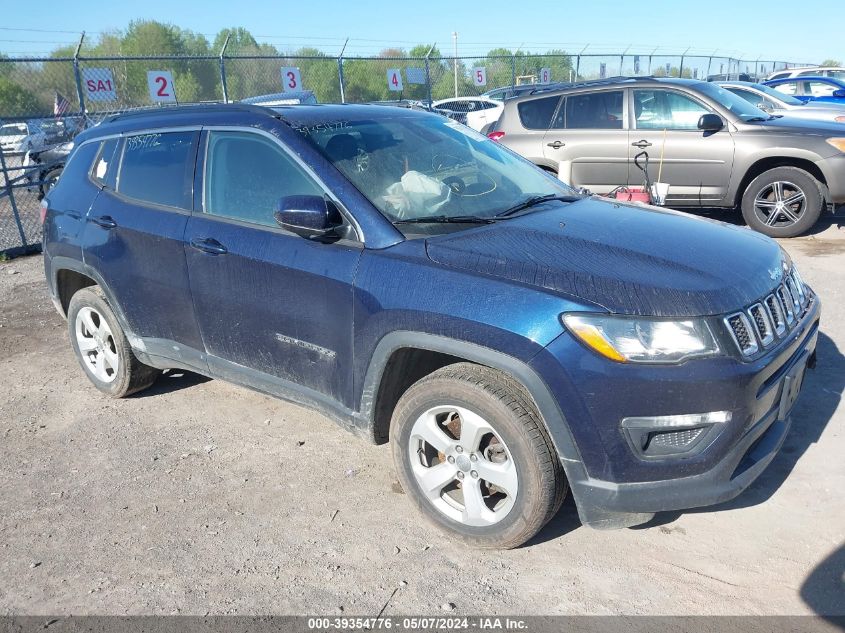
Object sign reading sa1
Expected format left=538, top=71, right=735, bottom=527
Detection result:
left=387, top=69, right=403, bottom=91
left=147, top=71, right=177, bottom=103
left=281, top=67, right=302, bottom=93
left=472, top=67, right=487, bottom=87
left=82, top=68, right=117, bottom=101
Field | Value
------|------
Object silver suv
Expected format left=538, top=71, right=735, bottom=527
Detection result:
left=488, top=77, right=845, bottom=237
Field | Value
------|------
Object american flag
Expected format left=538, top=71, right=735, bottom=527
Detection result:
left=54, top=92, right=70, bottom=117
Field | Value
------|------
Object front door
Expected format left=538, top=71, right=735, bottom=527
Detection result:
left=184, top=129, right=362, bottom=408
left=542, top=89, right=629, bottom=194
left=630, top=89, right=735, bottom=206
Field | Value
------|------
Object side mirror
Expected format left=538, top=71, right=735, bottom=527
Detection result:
left=274, top=195, right=342, bottom=238
left=832, top=89, right=845, bottom=98
left=698, top=113, right=724, bottom=131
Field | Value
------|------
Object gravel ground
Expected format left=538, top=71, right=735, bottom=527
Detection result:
left=0, top=217, right=843, bottom=617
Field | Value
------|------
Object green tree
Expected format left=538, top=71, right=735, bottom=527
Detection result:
left=820, top=59, right=842, bottom=67
left=0, top=76, right=41, bottom=117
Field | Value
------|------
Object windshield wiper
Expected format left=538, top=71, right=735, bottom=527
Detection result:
left=495, top=193, right=582, bottom=218
left=393, top=214, right=497, bottom=225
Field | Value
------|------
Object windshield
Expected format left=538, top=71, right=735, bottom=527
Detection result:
left=0, top=124, right=27, bottom=136
left=695, top=82, right=772, bottom=120
left=297, top=114, right=577, bottom=223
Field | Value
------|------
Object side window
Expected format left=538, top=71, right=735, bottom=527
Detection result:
left=203, top=131, right=324, bottom=228
left=554, top=90, right=624, bottom=129
left=633, top=90, right=710, bottom=130
left=117, top=131, right=197, bottom=209
left=517, top=96, right=561, bottom=130
left=726, top=88, right=756, bottom=105
left=805, top=81, right=836, bottom=97
left=772, top=82, right=798, bottom=95
left=91, top=138, right=120, bottom=189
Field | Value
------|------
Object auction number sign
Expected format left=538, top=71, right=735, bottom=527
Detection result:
left=472, top=67, right=487, bottom=87
left=281, top=67, right=302, bottom=93
left=539, top=67, right=551, bottom=84
left=82, top=68, right=117, bottom=101
left=387, top=69, right=403, bottom=91
left=147, top=71, right=177, bottom=103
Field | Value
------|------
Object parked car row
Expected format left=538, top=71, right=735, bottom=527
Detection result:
left=42, top=101, right=820, bottom=549
left=484, top=76, right=845, bottom=237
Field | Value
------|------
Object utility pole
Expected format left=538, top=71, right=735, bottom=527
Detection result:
left=452, top=31, right=458, bottom=98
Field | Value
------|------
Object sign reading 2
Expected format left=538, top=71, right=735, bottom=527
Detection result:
left=146, top=71, right=177, bottom=103
left=281, top=67, right=302, bottom=93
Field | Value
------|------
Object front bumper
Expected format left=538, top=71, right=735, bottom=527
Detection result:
left=529, top=293, right=820, bottom=529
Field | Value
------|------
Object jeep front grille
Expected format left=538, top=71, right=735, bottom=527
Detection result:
left=724, top=269, right=811, bottom=358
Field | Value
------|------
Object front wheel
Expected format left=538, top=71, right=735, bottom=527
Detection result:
left=391, top=363, right=567, bottom=549
left=741, top=167, right=823, bottom=237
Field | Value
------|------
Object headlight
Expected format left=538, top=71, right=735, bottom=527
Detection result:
left=825, top=137, right=845, bottom=152
left=562, top=313, right=720, bottom=363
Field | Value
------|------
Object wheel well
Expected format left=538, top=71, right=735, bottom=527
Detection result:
left=735, top=157, right=827, bottom=207
left=56, top=269, right=96, bottom=316
left=371, top=348, right=465, bottom=444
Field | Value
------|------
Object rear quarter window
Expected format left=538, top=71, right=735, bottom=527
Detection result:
left=117, top=131, right=198, bottom=209
left=517, top=96, right=560, bottom=130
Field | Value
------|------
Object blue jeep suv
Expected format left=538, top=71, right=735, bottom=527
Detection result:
left=42, top=103, right=820, bottom=548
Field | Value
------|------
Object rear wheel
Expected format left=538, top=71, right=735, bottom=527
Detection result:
left=741, top=167, right=823, bottom=237
left=67, top=287, right=160, bottom=398
left=391, top=363, right=567, bottom=549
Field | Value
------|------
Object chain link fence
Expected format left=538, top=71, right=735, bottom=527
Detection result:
left=0, top=50, right=817, bottom=255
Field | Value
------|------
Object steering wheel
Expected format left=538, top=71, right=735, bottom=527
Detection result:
left=441, top=176, right=466, bottom=195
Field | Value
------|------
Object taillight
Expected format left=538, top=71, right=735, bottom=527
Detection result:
left=836, top=115, right=845, bottom=123
left=40, top=199, right=48, bottom=224
left=487, top=131, right=505, bottom=142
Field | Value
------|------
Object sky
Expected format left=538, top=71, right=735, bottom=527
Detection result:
left=1, top=0, right=842, bottom=63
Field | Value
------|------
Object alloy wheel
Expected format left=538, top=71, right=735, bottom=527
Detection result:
left=753, top=180, right=807, bottom=228
left=75, top=306, right=119, bottom=383
left=408, top=405, right=519, bottom=527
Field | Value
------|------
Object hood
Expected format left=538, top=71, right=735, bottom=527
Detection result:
left=743, top=115, right=845, bottom=136
left=425, top=198, right=789, bottom=317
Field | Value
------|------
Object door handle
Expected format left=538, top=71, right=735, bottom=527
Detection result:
left=632, top=139, right=653, bottom=149
left=546, top=140, right=565, bottom=149
left=89, top=215, right=117, bottom=229
left=190, top=237, right=228, bottom=255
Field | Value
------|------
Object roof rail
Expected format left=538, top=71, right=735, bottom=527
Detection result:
left=102, top=102, right=275, bottom=124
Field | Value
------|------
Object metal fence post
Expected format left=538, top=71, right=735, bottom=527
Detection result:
left=510, top=54, right=516, bottom=89
left=219, top=34, right=230, bottom=103
left=72, top=32, right=86, bottom=115
left=425, top=44, right=435, bottom=107
left=337, top=38, right=348, bottom=104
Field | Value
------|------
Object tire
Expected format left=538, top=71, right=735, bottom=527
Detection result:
left=390, top=362, right=567, bottom=549
left=741, top=167, right=823, bottom=237
left=67, top=287, right=160, bottom=398
left=39, top=166, right=63, bottom=198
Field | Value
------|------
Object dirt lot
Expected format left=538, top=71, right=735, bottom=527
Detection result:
left=0, top=218, right=843, bottom=617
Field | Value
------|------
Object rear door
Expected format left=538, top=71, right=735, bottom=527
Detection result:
left=542, top=89, right=629, bottom=193
left=82, top=130, right=205, bottom=356
left=629, top=88, right=735, bottom=206
left=184, top=129, right=362, bottom=408
left=501, top=95, right=560, bottom=166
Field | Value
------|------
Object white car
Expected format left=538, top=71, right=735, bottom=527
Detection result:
left=431, top=97, right=504, bottom=132
left=0, top=121, right=47, bottom=154
left=766, top=66, right=845, bottom=81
